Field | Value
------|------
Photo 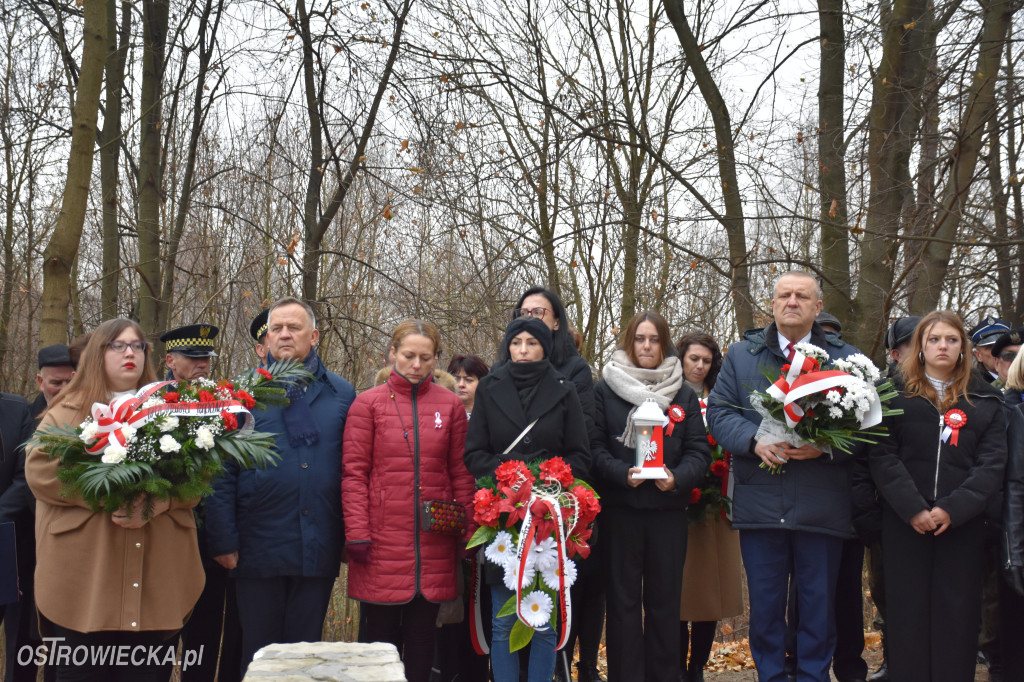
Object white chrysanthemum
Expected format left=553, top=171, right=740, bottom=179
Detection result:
left=825, top=390, right=842, bottom=405
left=485, top=531, right=516, bottom=568
left=828, top=406, right=843, bottom=419
left=141, top=397, right=161, bottom=410
left=520, top=590, right=554, bottom=628
left=530, top=536, right=560, bottom=573
left=195, top=425, right=216, bottom=450
left=101, top=443, right=127, bottom=464
left=79, top=422, right=99, bottom=443
left=794, top=343, right=829, bottom=363
left=158, top=416, right=179, bottom=432
left=541, top=558, right=577, bottom=591
left=502, top=558, right=536, bottom=592
left=159, top=434, right=181, bottom=453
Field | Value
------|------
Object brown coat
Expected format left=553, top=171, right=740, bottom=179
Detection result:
left=26, top=401, right=205, bottom=633
left=679, top=514, right=743, bottom=621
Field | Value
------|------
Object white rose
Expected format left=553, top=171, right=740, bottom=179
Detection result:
left=101, top=444, right=127, bottom=464
left=159, top=416, right=179, bottom=432
left=120, top=426, right=137, bottom=443
left=159, top=434, right=182, bottom=453
left=195, top=425, right=216, bottom=450
left=79, top=422, right=99, bottom=443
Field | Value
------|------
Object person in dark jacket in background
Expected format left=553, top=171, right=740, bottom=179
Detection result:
left=592, top=311, right=710, bottom=682
left=706, top=271, right=861, bottom=682
left=464, top=316, right=590, bottom=682
left=870, top=311, right=1006, bottom=682
left=206, top=297, right=356, bottom=675
left=997, top=339, right=1024, bottom=681
left=342, top=320, right=475, bottom=682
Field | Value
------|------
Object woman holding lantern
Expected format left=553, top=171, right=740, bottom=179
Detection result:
left=463, top=316, right=590, bottom=682
left=591, top=311, right=710, bottom=682
left=869, top=311, right=1006, bottom=682
left=674, top=331, right=742, bottom=682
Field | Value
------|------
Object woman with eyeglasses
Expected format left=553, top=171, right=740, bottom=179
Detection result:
left=26, top=319, right=205, bottom=682
left=869, top=311, right=1007, bottom=682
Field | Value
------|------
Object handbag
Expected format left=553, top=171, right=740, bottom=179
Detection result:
left=421, top=500, right=467, bottom=536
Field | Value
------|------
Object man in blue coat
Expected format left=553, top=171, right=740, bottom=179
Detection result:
left=707, top=271, right=861, bottom=682
left=206, top=296, right=355, bottom=674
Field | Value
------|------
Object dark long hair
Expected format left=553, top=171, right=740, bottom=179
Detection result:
left=675, top=331, right=723, bottom=390
left=500, top=287, right=580, bottom=368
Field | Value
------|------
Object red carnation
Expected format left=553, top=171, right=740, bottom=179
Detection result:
left=198, top=390, right=217, bottom=403
left=495, top=460, right=533, bottom=489
left=218, top=380, right=235, bottom=391
left=711, top=460, right=729, bottom=478
left=234, top=390, right=256, bottom=409
left=221, top=410, right=238, bottom=431
left=707, top=432, right=717, bottom=447
left=781, top=364, right=791, bottom=372
left=473, top=488, right=500, bottom=527
left=689, top=488, right=702, bottom=504
left=570, top=485, right=601, bottom=524
left=257, top=367, right=274, bottom=380
left=539, top=457, right=575, bottom=488
left=163, top=392, right=180, bottom=403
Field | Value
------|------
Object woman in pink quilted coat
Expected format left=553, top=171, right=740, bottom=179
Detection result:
left=342, top=319, right=476, bottom=682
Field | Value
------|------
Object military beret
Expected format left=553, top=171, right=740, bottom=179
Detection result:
left=249, top=309, right=270, bottom=343
left=991, top=327, right=1024, bottom=357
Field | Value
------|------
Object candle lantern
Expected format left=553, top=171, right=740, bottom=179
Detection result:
left=631, top=399, right=669, bottom=479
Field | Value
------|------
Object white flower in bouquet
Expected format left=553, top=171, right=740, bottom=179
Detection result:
left=120, top=426, right=137, bottom=443
left=845, top=354, right=881, bottom=383
left=794, top=343, right=830, bottom=364
left=485, top=531, right=516, bottom=567
left=158, top=416, right=179, bottom=432
left=79, top=421, right=99, bottom=443
left=828, top=406, right=844, bottom=419
left=159, top=434, right=182, bottom=453
left=530, top=536, right=560, bottom=572
left=825, top=390, right=842, bottom=405
left=141, top=397, right=161, bottom=410
left=502, top=557, right=536, bottom=592
left=101, top=443, right=127, bottom=464
left=541, top=557, right=577, bottom=590
left=520, top=590, right=554, bottom=628
left=195, top=425, right=216, bottom=450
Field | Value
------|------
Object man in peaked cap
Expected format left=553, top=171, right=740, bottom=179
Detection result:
left=816, top=312, right=843, bottom=337
left=249, top=309, right=269, bottom=365
left=970, top=316, right=1010, bottom=385
left=991, top=327, right=1024, bottom=386
left=161, top=323, right=219, bottom=381
left=32, top=343, right=75, bottom=416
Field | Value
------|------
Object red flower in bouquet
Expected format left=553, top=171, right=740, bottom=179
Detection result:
left=257, top=367, right=274, bottom=380
left=473, top=488, right=501, bottom=527
left=690, top=488, right=702, bottom=504
left=163, top=392, right=180, bottom=403
left=530, top=498, right=558, bottom=539
left=221, top=410, right=238, bottom=432
left=539, top=457, right=575, bottom=488
left=710, top=460, right=728, bottom=478
left=498, top=481, right=533, bottom=527
left=198, top=390, right=217, bottom=403
left=707, top=432, right=717, bottom=447
left=234, top=390, right=256, bottom=409
left=495, top=460, right=533, bottom=489
left=218, top=380, right=235, bottom=391
left=565, top=526, right=593, bottom=559
left=570, top=485, right=601, bottom=525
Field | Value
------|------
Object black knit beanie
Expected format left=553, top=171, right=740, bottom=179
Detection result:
left=503, top=317, right=552, bottom=359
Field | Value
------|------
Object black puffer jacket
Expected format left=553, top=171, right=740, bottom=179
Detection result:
left=870, top=376, right=1006, bottom=527
left=1001, top=395, right=1024, bottom=593
left=463, top=361, right=591, bottom=481
left=591, top=380, right=710, bottom=511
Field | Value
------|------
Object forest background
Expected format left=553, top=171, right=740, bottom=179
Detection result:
left=0, top=0, right=1021, bottom=393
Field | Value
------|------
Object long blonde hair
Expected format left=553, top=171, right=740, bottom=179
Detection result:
left=46, top=319, right=158, bottom=423
left=898, top=311, right=973, bottom=410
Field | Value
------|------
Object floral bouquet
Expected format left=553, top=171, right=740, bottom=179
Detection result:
left=30, top=359, right=310, bottom=516
left=466, top=457, right=600, bottom=652
left=749, top=343, right=901, bottom=473
left=688, top=398, right=732, bottom=522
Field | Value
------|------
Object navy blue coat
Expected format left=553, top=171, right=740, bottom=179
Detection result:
left=706, top=323, right=860, bottom=538
left=205, top=361, right=355, bottom=578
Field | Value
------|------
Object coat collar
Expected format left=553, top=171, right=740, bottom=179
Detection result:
left=487, top=363, right=570, bottom=425
left=386, top=369, right=432, bottom=398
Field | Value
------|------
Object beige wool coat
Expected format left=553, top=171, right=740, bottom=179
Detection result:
left=26, top=401, right=205, bottom=634
left=679, top=514, right=743, bottom=621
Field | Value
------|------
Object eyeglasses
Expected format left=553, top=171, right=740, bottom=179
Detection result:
left=513, top=306, right=550, bottom=319
left=107, top=340, right=147, bottom=354
left=1000, top=351, right=1019, bottom=362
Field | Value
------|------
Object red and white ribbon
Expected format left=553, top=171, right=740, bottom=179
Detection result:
left=513, top=495, right=573, bottom=650
left=765, top=349, right=882, bottom=429
left=941, top=409, right=967, bottom=446
left=86, top=381, right=253, bottom=454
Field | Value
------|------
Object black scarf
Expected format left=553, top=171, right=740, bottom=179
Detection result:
left=268, top=348, right=323, bottom=448
left=507, top=360, right=550, bottom=413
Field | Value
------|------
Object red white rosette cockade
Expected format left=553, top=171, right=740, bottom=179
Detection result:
left=942, top=409, right=967, bottom=446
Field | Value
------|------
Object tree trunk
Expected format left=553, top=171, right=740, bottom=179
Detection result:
left=40, top=0, right=107, bottom=345
left=817, top=0, right=851, bottom=319
left=100, top=0, right=131, bottom=319
left=136, top=0, right=170, bottom=337
left=987, top=113, right=1016, bottom=323
left=662, top=0, right=753, bottom=332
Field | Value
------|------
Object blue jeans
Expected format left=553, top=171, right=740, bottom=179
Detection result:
left=490, top=584, right=557, bottom=682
